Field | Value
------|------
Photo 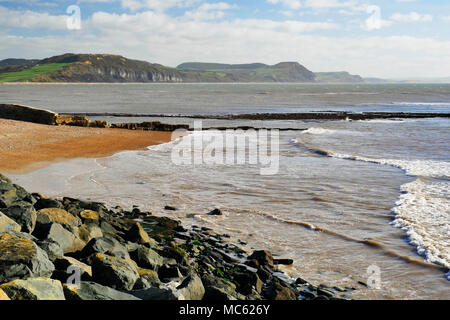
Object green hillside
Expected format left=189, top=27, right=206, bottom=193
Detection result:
left=0, top=63, right=71, bottom=82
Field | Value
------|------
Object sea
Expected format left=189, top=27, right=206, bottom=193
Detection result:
left=1, top=83, right=449, bottom=299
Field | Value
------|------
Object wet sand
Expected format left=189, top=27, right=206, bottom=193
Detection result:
left=0, top=119, right=173, bottom=174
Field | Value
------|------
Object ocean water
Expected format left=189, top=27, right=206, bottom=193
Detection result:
left=3, top=83, right=449, bottom=299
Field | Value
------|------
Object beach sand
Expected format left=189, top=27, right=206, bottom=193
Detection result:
left=0, top=119, right=173, bottom=174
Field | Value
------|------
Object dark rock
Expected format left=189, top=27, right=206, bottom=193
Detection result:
left=80, top=236, right=130, bottom=260
left=201, top=273, right=237, bottom=301
left=129, top=245, right=164, bottom=270
left=133, top=269, right=161, bottom=290
left=248, top=250, right=274, bottom=268
left=295, top=277, right=308, bottom=285
left=63, top=281, right=140, bottom=300
left=264, top=280, right=297, bottom=300
left=274, top=259, right=294, bottom=265
left=0, top=233, right=54, bottom=283
left=126, top=285, right=184, bottom=300
left=177, top=274, right=205, bottom=300
left=2, top=201, right=37, bottom=233
left=233, top=271, right=262, bottom=295
left=0, top=277, right=65, bottom=300
left=158, top=265, right=183, bottom=282
left=37, top=239, right=64, bottom=261
left=33, top=196, right=64, bottom=211
left=207, top=209, right=222, bottom=216
left=164, top=206, right=177, bottom=211
left=91, top=253, right=139, bottom=291
left=0, top=211, right=21, bottom=233
left=125, top=222, right=151, bottom=245
left=33, top=222, right=85, bottom=254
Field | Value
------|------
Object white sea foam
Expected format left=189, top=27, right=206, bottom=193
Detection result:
left=302, top=127, right=337, bottom=135
left=299, top=127, right=450, bottom=269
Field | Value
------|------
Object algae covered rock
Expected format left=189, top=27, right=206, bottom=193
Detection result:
left=0, top=277, right=65, bottom=300
left=2, top=201, right=37, bottom=234
left=0, top=233, right=54, bottom=283
left=91, top=253, right=139, bottom=291
left=63, top=282, right=140, bottom=300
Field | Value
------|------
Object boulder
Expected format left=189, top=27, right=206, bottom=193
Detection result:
left=264, top=281, right=297, bottom=300
left=125, top=222, right=151, bottom=245
left=0, top=233, right=54, bottom=283
left=248, top=250, right=274, bottom=269
left=133, top=268, right=161, bottom=290
left=37, top=239, right=64, bottom=261
left=201, top=274, right=237, bottom=301
left=33, top=195, right=64, bottom=211
left=75, top=223, right=103, bottom=243
left=91, top=253, right=139, bottom=291
left=80, top=236, right=130, bottom=260
left=177, top=274, right=205, bottom=300
left=233, top=271, right=263, bottom=295
left=0, top=288, right=10, bottom=300
left=79, top=210, right=99, bottom=221
left=38, top=208, right=81, bottom=227
left=63, top=282, right=140, bottom=300
left=0, top=211, right=21, bottom=233
left=0, top=277, right=65, bottom=300
left=34, top=222, right=85, bottom=254
left=53, top=256, right=92, bottom=281
left=127, top=284, right=185, bottom=300
left=129, top=245, right=164, bottom=270
left=207, top=209, right=222, bottom=216
left=2, top=201, right=37, bottom=234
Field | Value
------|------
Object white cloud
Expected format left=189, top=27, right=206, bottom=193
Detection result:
left=120, top=0, right=201, bottom=12
left=267, top=0, right=302, bottom=10
left=184, top=2, right=236, bottom=21
left=0, top=6, right=67, bottom=30
left=390, top=12, right=433, bottom=23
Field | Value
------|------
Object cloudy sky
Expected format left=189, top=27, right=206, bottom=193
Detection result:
left=0, top=0, right=449, bottom=78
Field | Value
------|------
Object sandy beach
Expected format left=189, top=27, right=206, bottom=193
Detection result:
left=0, top=119, right=173, bottom=174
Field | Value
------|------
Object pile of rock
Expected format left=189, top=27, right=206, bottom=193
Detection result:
left=0, top=173, right=352, bottom=300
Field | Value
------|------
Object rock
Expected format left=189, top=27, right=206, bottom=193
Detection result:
left=0, top=104, right=58, bottom=125
left=0, top=277, right=65, bottom=300
left=201, top=274, right=237, bottom=301
left=54, top=256, right=92, bottom=279
left=158, top=265, right=183, bottom=282
left=126, top=284, right=185, bottom=300
left=2, top=201, right=37, bottom=233
left=296, top=277, right=308, bottom=285
left=233, top=271, right=263, bottom=295
left=317, top=287, right=335, bottom=298
left=38, top=208, right=81, bottom=228
left=125, top=222, right=151, bottom=245
left=37, top=239, right=64, bottom=261
left=75, top=223, right=103, bottom=243
left=33, top=196, right=64, bottom=211
left=0, top=288, right=10, bottom=300
left=91, top=253, right=139, bottom=291
left=133, top=268, right=161, bottom=290
left=264, top=281, right=297, bottom=300
left=33, top=222, right=85, bottom=254
left=0, top=233, right=54, bottom=283
left=63, top=282, right=140, bottom=300
left=79, top=210, right=99, bottom=221
left=248, top=250, right=274, bottom=268
left=164, top=206, right=177, bottom=211
left=129, top=245, right=164, bottom=270
left=80, top=236, right=130, bottom=260
left=207, top=209, right=222, bottom=216
left=0, top=211, right=21, bottom=233
left=274, top=259, right=294, bottom=265
left=177, top=274, right=205, bottom=300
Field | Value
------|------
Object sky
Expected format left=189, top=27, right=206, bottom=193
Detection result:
left=0, top=0, right=449, bottom=78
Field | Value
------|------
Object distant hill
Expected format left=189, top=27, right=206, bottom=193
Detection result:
left=177, top=61, right=316, bottom=82
left=0, top=58, right=39, bottom=68
left=0, top=54, right=183, bottom=83
left=315, top=71, right=363, bottom=83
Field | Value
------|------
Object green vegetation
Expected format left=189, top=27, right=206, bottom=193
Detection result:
left=0, top=63, right=70, bottom=82
left=314, top=71, right=363, bottom=83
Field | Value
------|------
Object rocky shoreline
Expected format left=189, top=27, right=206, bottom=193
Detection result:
left=0, top=173, right=358, bottom=301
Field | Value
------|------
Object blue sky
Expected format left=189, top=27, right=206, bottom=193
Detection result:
left=0, top=0, right=449, bottom=78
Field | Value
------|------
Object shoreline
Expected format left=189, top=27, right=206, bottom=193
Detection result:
left=0, top=173, right=353, bottom=301
left=0, top=119, right=173, bottom=174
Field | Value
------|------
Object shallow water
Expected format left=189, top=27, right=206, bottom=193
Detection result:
left=4, top=83, right=450, bottom=299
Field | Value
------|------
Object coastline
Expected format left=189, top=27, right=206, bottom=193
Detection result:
left=0, top=119, right=173, bottom=174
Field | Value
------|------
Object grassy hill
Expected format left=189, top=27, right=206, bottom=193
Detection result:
left=0, top=54, right=316, bottom=83
left=314, top=71, right=363, bottom=83
left=177, top=61, right=316, bottom=82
